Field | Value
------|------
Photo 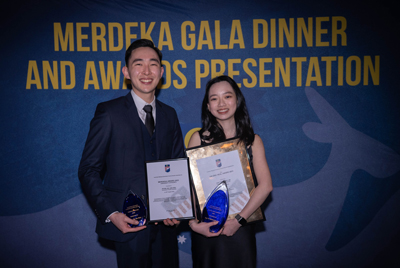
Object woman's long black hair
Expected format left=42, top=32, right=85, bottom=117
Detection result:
left=199, top=75, right=255, bottom=146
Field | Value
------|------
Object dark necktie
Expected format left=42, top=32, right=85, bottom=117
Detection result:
left=143, top=105, right=154, bottom=136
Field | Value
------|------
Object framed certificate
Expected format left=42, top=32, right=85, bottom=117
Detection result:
left=186, top=138, right=265, bottom=223
left=145, top=158, right=195, bottom=222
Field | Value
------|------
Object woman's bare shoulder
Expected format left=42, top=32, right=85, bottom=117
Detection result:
left=251, top=134, right=266, bottom=154
left=188, top=131, right=201, bottom=148
left=253, top=134, right=263, bottom=145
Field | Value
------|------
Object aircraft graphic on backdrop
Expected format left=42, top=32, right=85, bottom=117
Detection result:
left=253, top=87, right=400, bottom=266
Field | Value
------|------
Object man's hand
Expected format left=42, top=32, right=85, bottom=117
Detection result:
left=163, top=218, right=180, bottom=226
left=154, top=218, right=180, bottom=226
left=109, top=212, right=147, bottom=233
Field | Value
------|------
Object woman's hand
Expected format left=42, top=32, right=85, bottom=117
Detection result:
left=189, top=220, right=223, bottom=237
left=221, top=219, right=241, bottom=236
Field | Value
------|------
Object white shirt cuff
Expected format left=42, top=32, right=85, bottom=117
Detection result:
left=105, top=211, right=119, bottom=223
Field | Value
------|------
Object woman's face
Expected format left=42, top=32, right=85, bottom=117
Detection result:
left=207, top=81, right=237, bottom=122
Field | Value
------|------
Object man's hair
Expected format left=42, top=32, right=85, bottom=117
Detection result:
left=124, top=39, right=163, bottom=66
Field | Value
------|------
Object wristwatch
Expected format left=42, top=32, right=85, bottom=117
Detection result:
left=235, top=214, right=247, bottom=226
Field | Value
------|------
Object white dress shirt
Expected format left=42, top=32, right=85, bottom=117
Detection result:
left=130, top=90, right=156, bottom=126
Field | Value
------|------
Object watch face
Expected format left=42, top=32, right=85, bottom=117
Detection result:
left=235, top=214, right=246, bottom=225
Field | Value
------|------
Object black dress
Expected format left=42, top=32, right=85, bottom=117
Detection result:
left=191, top=143, right=257, bottom=268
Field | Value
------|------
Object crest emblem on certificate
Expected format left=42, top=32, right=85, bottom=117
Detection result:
left=216, top=159, right=222, bottom=167
left=165, top=164, right=170, bottom=172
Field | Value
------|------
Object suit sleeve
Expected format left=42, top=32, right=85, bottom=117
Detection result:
left=78, top=103, right=117, bottom=223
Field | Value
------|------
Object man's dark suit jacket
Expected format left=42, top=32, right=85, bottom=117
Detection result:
left=78, top=92, right=185, bottom=242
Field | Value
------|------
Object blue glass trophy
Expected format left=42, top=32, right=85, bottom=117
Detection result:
left=123, top=191, right=147, bottom=227
left=201, top=181, right=229, bottom=233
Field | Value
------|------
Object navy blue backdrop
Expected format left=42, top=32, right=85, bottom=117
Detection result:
left=1, top=0, right=399, bottom=267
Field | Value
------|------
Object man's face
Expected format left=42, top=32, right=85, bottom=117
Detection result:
left=122, top=46, right=164, bottom=102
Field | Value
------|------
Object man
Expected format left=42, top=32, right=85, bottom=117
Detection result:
left=78, top=39, right=184, bottom=267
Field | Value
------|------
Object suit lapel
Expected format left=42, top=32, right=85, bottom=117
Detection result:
left=155, top=100, right=167, bottom=159
left=124, top=93, right=145, bottom=156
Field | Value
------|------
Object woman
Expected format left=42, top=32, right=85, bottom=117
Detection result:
left=188, top=75, right=273, bottom=268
